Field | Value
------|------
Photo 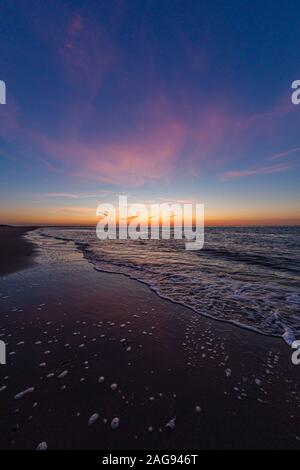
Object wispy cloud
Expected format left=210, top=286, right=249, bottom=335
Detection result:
left=1, top=6, right=299, bottom=190
left=221, top=142, right=300, bottom=181
left=59, top=13, right=116, bottom=96
left=157, top=197, right=193, bottom=204
left=29, top=96, right=187, bottom=186
left=267, top=147, right=300, bottom=161
left=36, top=190, right=114, bottom=199
left=55, top=207, right=95, bottom=215
left=38, top=192, right=79, bottom=199
left=222, top=162, right=299, bottom=181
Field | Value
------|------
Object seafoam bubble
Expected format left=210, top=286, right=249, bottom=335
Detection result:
left=88, top=413, right=99, bottom=426
left=36, top=442, right=47, bottom=450
left=57, top=370, right=68, bottom=379
left=14, top=387, right=34, bottom=400
left=111, top=417, right=120, bottom=430
left=165, top=417, right=176, bottom=431
left=282, top=327, right=295, bottom=346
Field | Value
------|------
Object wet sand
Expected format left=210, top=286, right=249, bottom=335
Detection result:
left=0, top=229, right=299, bottom=449
left=0, top=226, right=36, bottom=277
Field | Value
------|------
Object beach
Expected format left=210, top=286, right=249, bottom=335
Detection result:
left=0, top=227, right=299, bottom=450
left=0, top=226, right=36, bottom=277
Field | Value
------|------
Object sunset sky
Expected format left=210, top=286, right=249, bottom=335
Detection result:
left=0, top=0, right=300, bottom=226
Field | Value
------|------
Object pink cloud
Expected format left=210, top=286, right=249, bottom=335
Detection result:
left=32, top=98, right=187, bottom=185
left=3, top=92, right=293, bottom=186
left=6, top=2, right=299, bottom=192
left=1, top=33, right=299, bottom=190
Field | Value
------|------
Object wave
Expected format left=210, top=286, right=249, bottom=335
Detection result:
left=27, top=227, right=300, bottom=345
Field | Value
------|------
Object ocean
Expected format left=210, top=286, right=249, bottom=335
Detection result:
left=28, top=226, right=300, bottom=344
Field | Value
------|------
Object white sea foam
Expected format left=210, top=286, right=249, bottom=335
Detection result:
left=111, top=417, right=120, bottom=430
left=14, top=387, right=34, bottom=400
left=27, top=227, right=300, bottom=342
left=36, top=442, right=47, bottom=450
left=57, top=370, right=68, bottom=379
left=88, top=413, right=99, bottom=426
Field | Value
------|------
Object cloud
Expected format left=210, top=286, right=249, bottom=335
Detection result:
left=157, top=197, right=193, bottom=204
left=3, top=90, right=295, bottom=187
left=28, top=96, right=187, bottom=186
left=221, top=141, right=300, bottom=181
left=2, top=87, right=298, bottom=188
left=38, top=192, right=79, bottom=199
left=59, top=13, right=116, bottom=95
left=1, top=7, right=299, bottom=190
left=36, top=190, right=114, bottom=199
left=55, top=207, right=95, bottom=215
left=222, top=162, right=299, bottom=180
left=267, top=147, right=300, bottom=161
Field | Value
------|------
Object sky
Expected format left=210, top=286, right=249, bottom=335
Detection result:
left=0, top=0, right=300, bottom=226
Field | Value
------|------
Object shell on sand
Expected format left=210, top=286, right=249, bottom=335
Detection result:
left=111, top=417, right=120, bottom=430
left=57, top=370, right=68, bottom=379
left=88, top=413, right=99, bottom=426
left=14, top=387, right=34, bottom=400
left=36, top=442, right=48, bottom=450
left=165, top=417, right=176, bottom=431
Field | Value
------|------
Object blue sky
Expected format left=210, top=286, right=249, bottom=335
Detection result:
left=0, top=0, right=300, bottom=224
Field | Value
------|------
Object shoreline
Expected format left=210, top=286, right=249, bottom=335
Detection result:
left=93, top=265, right=284, bottom=343
left=0, top=226, right=293, bottom=345
left=76, top=237, right=289, bottom=345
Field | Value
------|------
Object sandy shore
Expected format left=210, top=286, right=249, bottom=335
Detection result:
left=0, top=228, right=299, bottom=449
left=0, top=226, right=36, bottom=277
